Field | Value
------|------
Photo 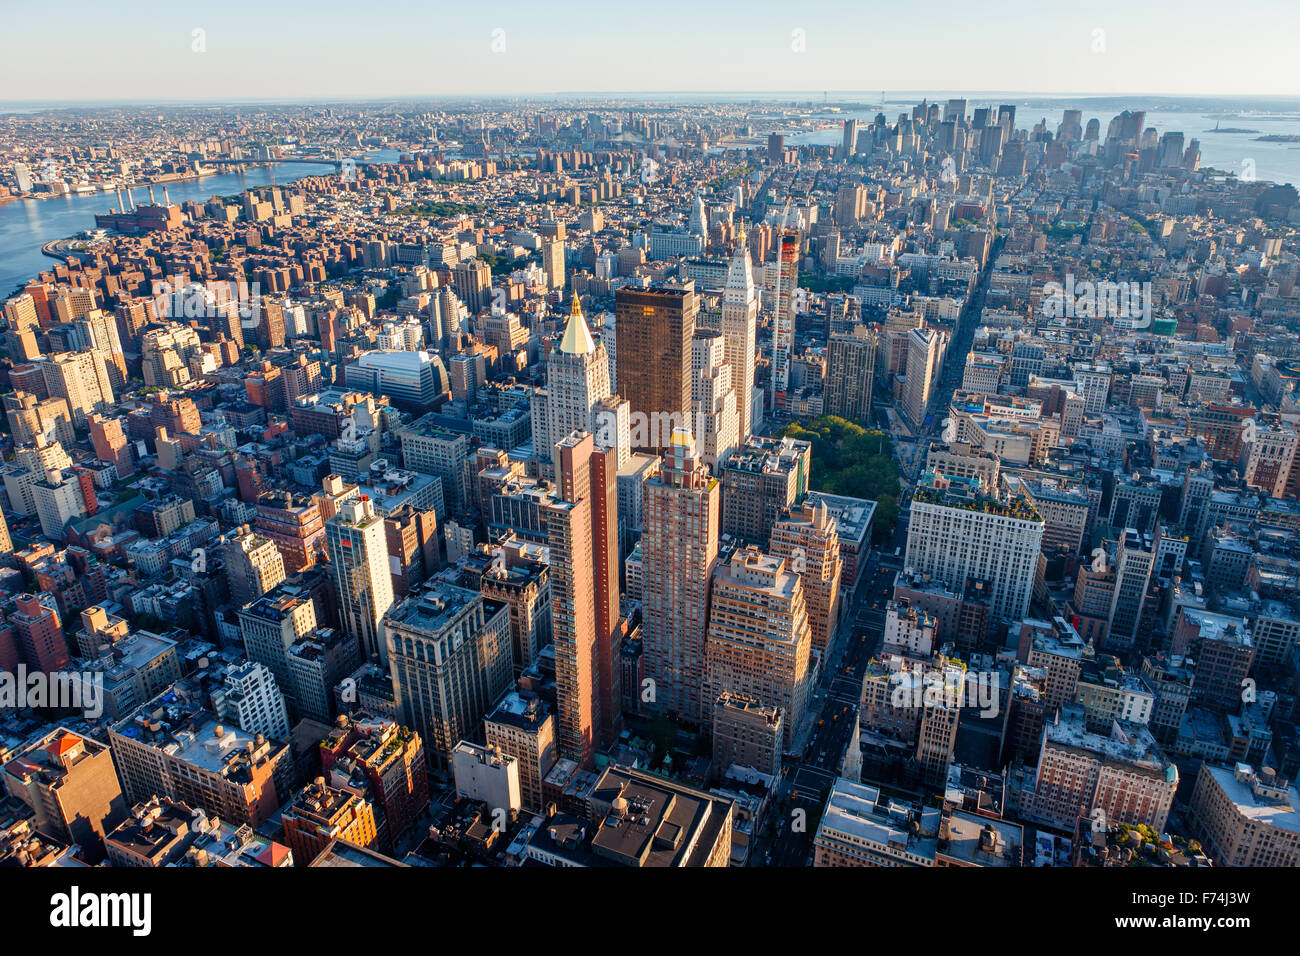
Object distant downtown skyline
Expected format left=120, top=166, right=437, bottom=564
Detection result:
left=2, top=0, right=1297, bottom=102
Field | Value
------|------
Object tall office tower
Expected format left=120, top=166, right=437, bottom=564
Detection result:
left=479, top=541, right=551, bottom=675
left=385, top=582, right=513, bottom=772
left=536, top=295, right=620, bottom=467
left=11, top=593, right=71, bottom=672
left=1058, top=108, right=1084, bottom=141
left=546, top=436, right=599, bottom=766
left=541, top=237, right=566, bottom=291
left=1029, top=704, right=1176, bottom=833
left=552, top=431, right=621, bottom=748
left=52, top=287, right=98, bottom=323
left=691, top=330, right=739, bottom=471
left=2, top=729, right=127, bottom=864
left=223, top=527, right=287, bottom=609
left=1242, top=424, right=1298, bottom=498
left=238, top=586, right=318, bottom=703
left=688, top=193, right=709, bottom=238
left=452, top=258, right=493, bottom=314
left=588, top=445, right=621, bottom=742
left=904, top=471, right=1045, bottom=623
left=40, top=351, right=114, bottom=429
left=769, top=229, right=800, bottom=404
left=770, top=500, right=843, bottom=651
left=4, top=293, right=40, bottom=334
left=1187, top=763, right=1300, bottom=867
left=902, top=326, right=940, bottom=428
left=1106, top=529, right=1154, bottom=652
left=702, top=547, right=812, bottom=748
left=615, top=283, right=697, bottom=452
left=32, top=466, right=92, bottom=538
left=979, top=122, right=1005, bottom=164
left=212, top=661, right=291, bottom=741
left=997, top=104, right=1016, bottom=133
left=600, top=310, right=619, bottom=393
left=327, top=496, right=396, bottom=664
left=916, top=692, right=962, bottom=787
left=5, top=393, right=74, bottom=447
left=87, top=413, right=133, bottom=476
left=842, top=118, right=859, bottom=158
left=824, top=325, right=878, bottom=424
left=767, top=133, right=786, bottom=163
left=400, top=417, right=471, bottom=513
left=641, top=427, right=720, bottom=722
left=835, top=184, right=866, bottom=226
left=721, top=227, right=759, bottom=441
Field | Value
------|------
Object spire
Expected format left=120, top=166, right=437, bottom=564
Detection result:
left=689, top=192, right=708, bottom=237
left=558, top=294, right=595, bottom=355
left=724, top=222, right=755, bottom=305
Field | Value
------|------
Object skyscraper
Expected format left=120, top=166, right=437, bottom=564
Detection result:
left=641, top=427, right=720, bottom=722
left=691, top=330, right=739, bottom=471
left=721, top=227, right=758, bottom=441
left=702, top=547, right=812, bottom=748
left=824, top=325, right=878, bottom=425
left=550, top=430, right=621, bottom=756
left=546, top=436, right=598, bottom=766
left=615, top=283, right=696, bottom=453
left=11, top=593, right=70, bottom=672
left=902, top=326, right=940, bottom=428
left=842, top=118, right=859, bottom=158
left=535, top=295, right=624, bottom=468
left=688, top=193, right=708, bottom=238
left=223, top=527, right=287, bottom=609
left=327, top=495, right=396, bottom=663
left=542, top=238, right=566, bottom=291
left=385, top=582, right=513, bottom=771
left=770, top=500, right=843, bottom=652
left=1107, top=529, right=1154, bottom=652
left=770, top=228, right=800, bottom=405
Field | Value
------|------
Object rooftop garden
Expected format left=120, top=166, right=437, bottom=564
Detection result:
left=913, top=483, right=1041, bottom=523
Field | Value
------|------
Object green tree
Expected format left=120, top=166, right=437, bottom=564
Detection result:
left=780, top=415, right=901, bottom=542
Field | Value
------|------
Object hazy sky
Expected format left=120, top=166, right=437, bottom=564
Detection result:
left=4, top=0, right=1297, bottom=103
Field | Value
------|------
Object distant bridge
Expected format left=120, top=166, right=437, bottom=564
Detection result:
left=196, top=157, right=385, bottom=174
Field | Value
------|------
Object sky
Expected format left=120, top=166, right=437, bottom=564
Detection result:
left=2, top=0, right=1297, bottom=103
